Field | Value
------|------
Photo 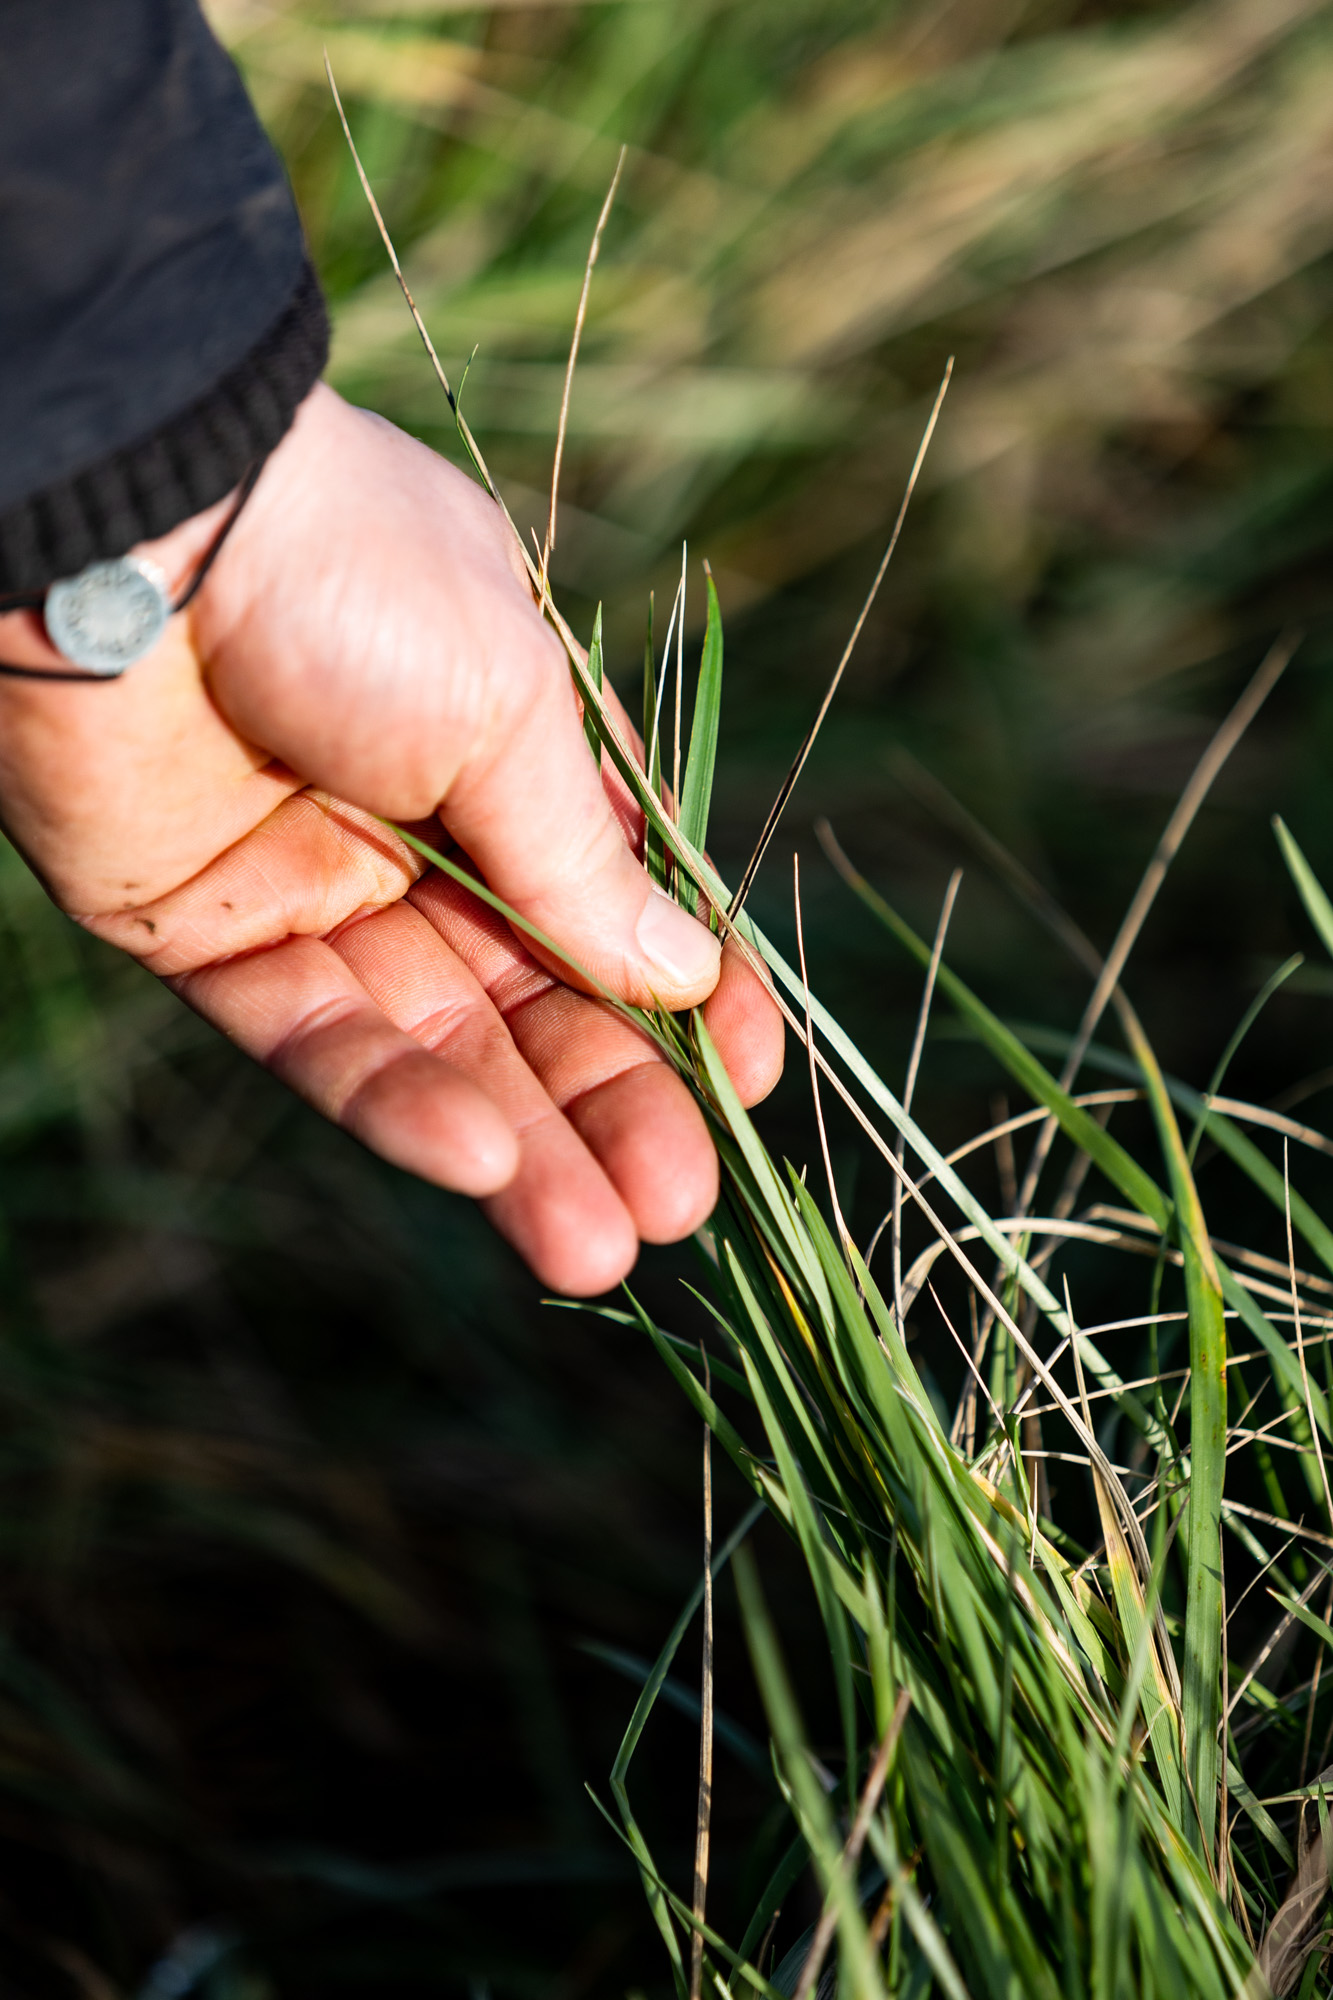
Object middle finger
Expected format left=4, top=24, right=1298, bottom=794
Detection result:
left=329, top=897, right=648, bottom=1294
left=406, top=868, right=722, bottom=1245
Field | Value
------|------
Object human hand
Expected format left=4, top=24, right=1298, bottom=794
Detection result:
left=0, top=385, right=783, bottom=1293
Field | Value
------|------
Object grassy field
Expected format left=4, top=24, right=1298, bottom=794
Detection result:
left=1, top=1, right=1333, bottom=1993
left=219, top=0, right=1333, bottom=1103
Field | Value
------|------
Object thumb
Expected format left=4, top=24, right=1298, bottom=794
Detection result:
left=441, top=624, right=720, bottom=1010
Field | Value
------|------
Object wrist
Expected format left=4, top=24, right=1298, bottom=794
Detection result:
left=0, top=465, right=262, bottom=679
left=0, top=263, right=328, bottom=601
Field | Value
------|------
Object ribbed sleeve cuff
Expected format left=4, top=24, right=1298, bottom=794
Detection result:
left=0, top=262, right=329, bottom=595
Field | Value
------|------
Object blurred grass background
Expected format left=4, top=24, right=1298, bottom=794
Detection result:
left=3, top=0, right=1333, bottom=1991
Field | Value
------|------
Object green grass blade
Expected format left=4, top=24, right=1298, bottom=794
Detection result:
left=604, top=1492, right=765, bottom=1992
left=694, top=1014, right=836, bottom=1325
left=1122, top=1016, right=1226, bottom=1865
left=609, top=1494, right=766, bottom=1792
left=721, top=1244, right=849, bottom=1509
left=1094, top=1467, right=1184, bottom=1826
left=1185, top=952, right=1303, bottom=1164
left=860, top=1813, right=972, bottom=2000
left=642, top=592, right=668, bottom=890
left=585, top=1786, right=785, bottom=2000
left=1269, top=1585, right=1333, bottom=1656
left=986, top=1022, right=1332, bottom=1443
left=732, top=1548, right=882, bottom=2000
left=735, top=1828, right=809, bottom=1969
left=1224, top=1759, right=1294, bottom=1869
left=738, top=1345, right=862, bottom=1810
left=1275, top=816, right=1333, bottom=961
left=835, top=867, right=1166, bottom=1228
left=583, top=602, right=605, bottom=764
left=579, top=1641, right=769, bottom=1777
left=622, top=1287, right=765, bottom=1499
left=678, top=572, right=724, bottom=908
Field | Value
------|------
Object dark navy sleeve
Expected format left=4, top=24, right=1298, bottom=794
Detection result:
left=0, top=0, right=328, bottom=592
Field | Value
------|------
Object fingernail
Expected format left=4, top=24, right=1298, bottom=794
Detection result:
left=635, top=884, right=722, bottom=994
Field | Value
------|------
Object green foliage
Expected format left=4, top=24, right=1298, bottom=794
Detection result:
left=6, top=2, right=1333, bottom=1991
left=584, top=598, right=605, bottom=763
left=550, top=569, right=1333, bottom=1992
left=260, top=12, right=1333, bottom=1961
left=223, top=0, right=1333, bottom=765
left=677, top=573, right=724, bottom=914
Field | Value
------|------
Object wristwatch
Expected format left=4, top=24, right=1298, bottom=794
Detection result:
left=41, top=555, right=173, bottom=676
left=0, top=457, right=265, bottom=682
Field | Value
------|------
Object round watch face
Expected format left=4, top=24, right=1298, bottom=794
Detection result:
left=45, top=557, right=171, bottom=676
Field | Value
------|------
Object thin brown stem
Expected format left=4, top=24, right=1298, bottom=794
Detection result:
left=540, top=146, right=627, bottom=597
left=891, top=868, right=961, bottom=1332
left=325, top=54, right=458, bottom=415
left=792, top=1689, right=912, bottom=2000
left=1286, top=1138, right=1333, bottom=1533
left=1012, top=632, right=1298, bottom=1218
left=795, top=854, right=851, bottom=1255
left=728, top=362, right=953, bottom=921
left=673, top=542, right=687, bottom=829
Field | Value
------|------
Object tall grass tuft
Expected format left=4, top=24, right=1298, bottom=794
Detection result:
left=567, top=568, right=1333, bottom=2000
left=564, top=612, right=1333, bottom=2000
left=334, top=78, right=1333, bottom=1989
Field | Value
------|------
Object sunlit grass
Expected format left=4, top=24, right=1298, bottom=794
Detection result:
left=334, top=96, right=1333, bottom=1972
left=213, top=0, right=1333, bottom=706
left=570, top=533, right=1333, bottom=2000
left=1, top=5, right=1332, bottom=1991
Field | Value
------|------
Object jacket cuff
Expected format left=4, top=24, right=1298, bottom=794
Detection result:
left=0, top=262, right=329, bottom=596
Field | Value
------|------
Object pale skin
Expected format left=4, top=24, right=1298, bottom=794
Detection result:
left=0, top=384, right=784, bottom=1295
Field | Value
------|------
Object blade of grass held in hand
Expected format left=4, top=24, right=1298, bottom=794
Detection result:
left=385, top=823, right=675, bottom=1065
left=583, top=603, right=605, bottom=764
left=679, top=570, right=724, bottom=874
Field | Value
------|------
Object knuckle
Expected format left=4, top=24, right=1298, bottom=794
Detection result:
left=266, top=995, right=369, bottom=1083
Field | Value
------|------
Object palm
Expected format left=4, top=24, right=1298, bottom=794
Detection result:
left=0, top=390, right=782, bottom=1293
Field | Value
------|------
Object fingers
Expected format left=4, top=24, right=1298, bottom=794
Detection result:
left=405, top=869, right=725, bottom=1233
left=82, top=791, right=424, bottom=974
left=560, top=1055, right=719, bottom=1245
left=172, top=934, right=518, bottom=1197
left=331, top=872, right=778, bottom=1285
left=417, top=885, right=721, bottom=1243
left=439, top=634, right=722, bottom=1010
left=198, top=389, right=722, bottom=1015
left=135, top=810, right=776, bottom=1289
left=328, top=898, right=642, bottom=1294
left=701, top=935, right=787, bottom=1107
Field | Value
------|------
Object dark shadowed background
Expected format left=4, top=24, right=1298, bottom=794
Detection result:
left=3, top=0, right=1333, bottom=1991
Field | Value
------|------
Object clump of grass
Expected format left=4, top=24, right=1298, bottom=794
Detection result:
left=564, top=610, right=1333, bottom=2000
left=569, top=574, right=1333, bottom=2000
left=339, top=81, right=1333, bottom=2000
